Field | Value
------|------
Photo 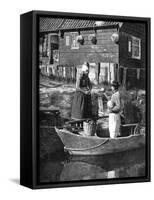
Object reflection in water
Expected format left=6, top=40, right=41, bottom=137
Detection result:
left=39, top=148, right=145, bottom=183
left=60, top=161, right=106, bottom=181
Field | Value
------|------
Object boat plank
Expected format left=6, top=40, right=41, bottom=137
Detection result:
left=55, top=127, right=145, bottom=156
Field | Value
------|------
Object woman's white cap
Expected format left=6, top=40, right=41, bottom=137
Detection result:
left=81, top=64, right=89, bottom=72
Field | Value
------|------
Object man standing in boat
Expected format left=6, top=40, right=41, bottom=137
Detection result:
left=71, top=63, right=92, bottom=120
left=107, top=81, right=121, bottom=138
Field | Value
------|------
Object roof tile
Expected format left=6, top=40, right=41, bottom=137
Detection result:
left=39, top=18, right=120, bottom=32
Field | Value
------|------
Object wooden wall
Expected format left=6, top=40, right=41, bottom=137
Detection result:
left=59, top=29, right=119, bottom=66
left=118, top=22, right=146, bottom=89
left=119, top=67, right=145, bottom=89
left=119, top=22, right=146, bottom=69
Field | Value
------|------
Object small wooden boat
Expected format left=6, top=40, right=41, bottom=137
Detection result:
left=55, top=125, right=145, bottom=156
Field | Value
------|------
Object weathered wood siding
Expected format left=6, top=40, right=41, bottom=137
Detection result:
left=59, top=29, right=119, bottom=66
left=119, top=22, right=146, bottom=69
left=118, top=23, right=146, bottom=89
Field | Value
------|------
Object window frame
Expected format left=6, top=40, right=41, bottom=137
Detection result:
left=71, top=32, right=79, bottom=49
left=131, top=36, right=141, bottom=60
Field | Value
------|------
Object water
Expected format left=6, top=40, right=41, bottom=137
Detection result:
left=39, top=81, right=146, bottom=184
left=39, top=148, right=145, bottom=183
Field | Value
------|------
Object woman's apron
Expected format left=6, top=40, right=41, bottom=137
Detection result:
left=71, top=75, right=92, bottom=120
left=109, top=113, right=121, bottom=138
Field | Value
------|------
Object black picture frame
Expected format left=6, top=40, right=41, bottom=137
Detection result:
left=20, top=10, right=151, bottom=189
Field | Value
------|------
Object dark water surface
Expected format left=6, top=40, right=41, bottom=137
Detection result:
left=39, top=148, right=145, bottom=183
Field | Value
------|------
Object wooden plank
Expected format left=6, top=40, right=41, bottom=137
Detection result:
left=122, top=67, right=127, bottom=86
left=64, top=28, right=117, bottom=36
left=78, top=34, right=116, bottom=41
left=60, top=39, right=117, bottom=48
left=61, top=32, right=117, bottom=45
left=59, top=52, right=119, bottom=65
left=73, top=35, right=115, bottom=42
left=60, top=40, right=118, bottom=47
left=84, top=40, right=117, bottom=46
left=60, top=47, right=119, bottom=54
left=121, top=23, right=145, bottom=38
left=80, top=28, right=117, bottom=34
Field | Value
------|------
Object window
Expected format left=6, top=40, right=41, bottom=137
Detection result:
left=53, top=50, right=59, bottom=64
left=71, top=32, right=79, bottom=49
left=65, top=36, right=70, bottom=46
left=41, top=35, right=48, bottom=57
left=130, top=36, right=141, bottom=59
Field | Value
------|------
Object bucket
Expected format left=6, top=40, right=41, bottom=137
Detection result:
left=83, top=120, right=96, bottom=136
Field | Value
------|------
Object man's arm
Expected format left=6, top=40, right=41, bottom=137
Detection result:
left=111, top=93, right=121, bottom=113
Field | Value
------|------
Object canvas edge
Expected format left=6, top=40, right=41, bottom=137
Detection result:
left=20, top=10, right=151, bottom=189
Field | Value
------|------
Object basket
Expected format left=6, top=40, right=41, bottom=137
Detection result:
left=83, top=120, right=96, bottom=136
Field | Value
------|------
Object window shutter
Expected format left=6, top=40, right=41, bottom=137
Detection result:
left=128, top=35, right=132, bottom=57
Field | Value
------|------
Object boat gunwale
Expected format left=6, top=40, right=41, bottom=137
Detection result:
left=64, top=139, right=110, bottom=151
left=55, top=127, right=145, bottom=141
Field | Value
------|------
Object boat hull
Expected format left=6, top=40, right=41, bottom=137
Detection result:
left=55, top=128, right=145, bottom=156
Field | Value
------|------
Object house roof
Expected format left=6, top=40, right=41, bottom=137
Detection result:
left=39, top=18, right=64, bottom=32
left=60, top=19, right=96, bottom=30
left=39, top=18, right=121, bottom=32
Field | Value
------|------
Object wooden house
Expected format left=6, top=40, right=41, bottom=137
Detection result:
left=39, top=18, right=146, bottom=89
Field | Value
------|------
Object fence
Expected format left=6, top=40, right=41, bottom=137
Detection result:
left=119, top=67, right=145, bottom=89
left=40, top=63, right=145, bottom=89
left=40, top=64, right=77, bottom=83
left=99, top=63, right=118, bottom=85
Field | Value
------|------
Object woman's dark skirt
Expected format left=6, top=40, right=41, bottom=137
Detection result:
left=71, top=91, right=92, bottom=119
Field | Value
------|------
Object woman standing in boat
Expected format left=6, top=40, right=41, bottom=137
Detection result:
left=71, top=63, right=92, bottom=120
left=107, top=81, right=121, bottom=138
